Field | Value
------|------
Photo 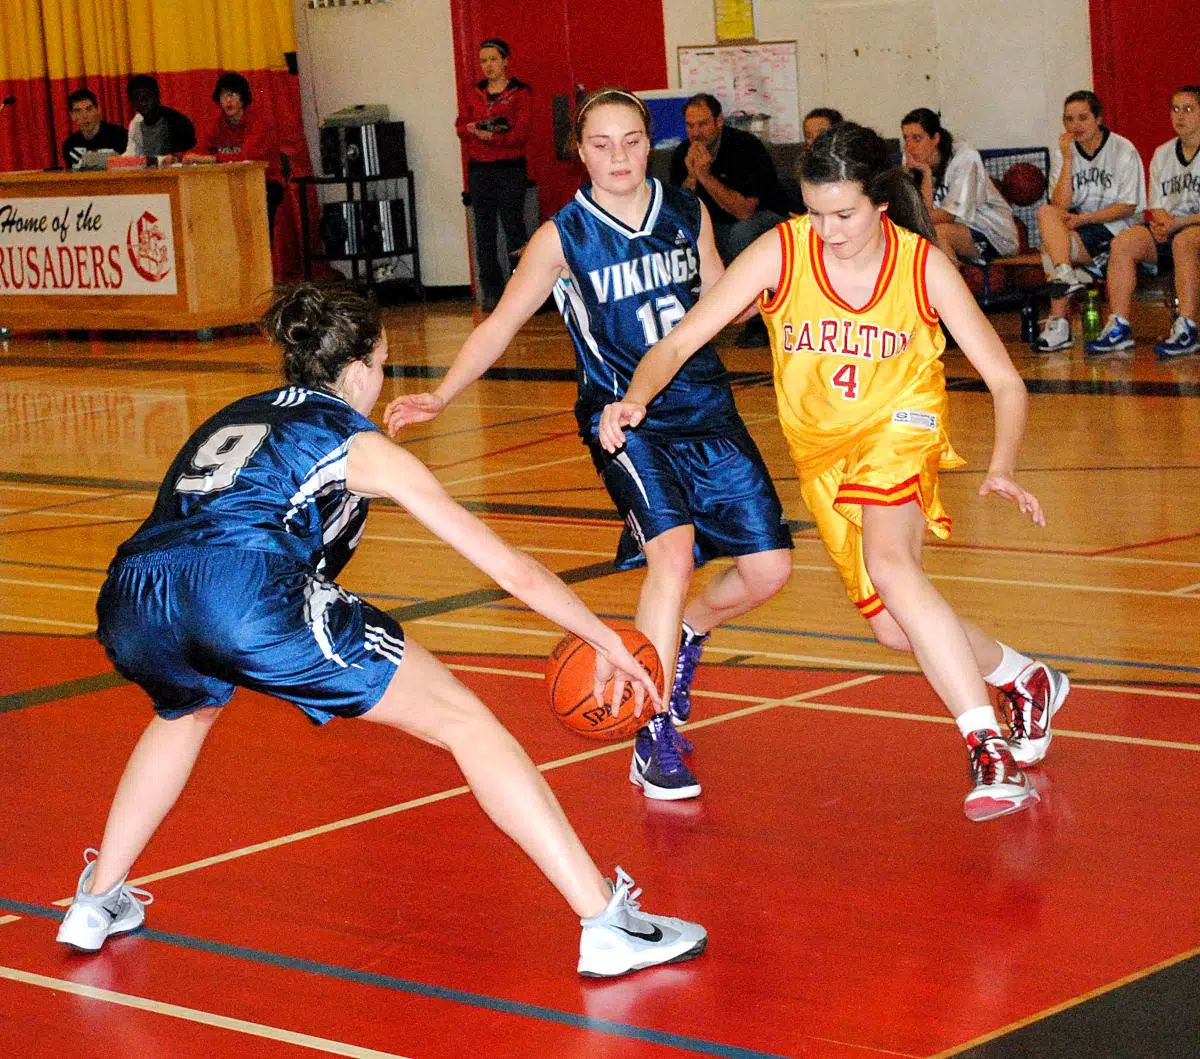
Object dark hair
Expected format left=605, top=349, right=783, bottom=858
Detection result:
left=804, top=107, right=843, bottom=126
left=67, top=88, right=98, bottom=110
left=126, top=74, right=160, bottom=99
left=801, top=121, right=936, bottom=241
left=480, top=37, right=511, bottom=59
left=262, top=285, right=383, bottom=390
left=683, top=93, right=722, bottom=119
left=212, top=71, right=252, bottom=107
left=572, top=88, right=651, bottom=146
left=1064, top=90, right=1102, bottom=119
left=901, top=107, right=954, bottom=198
left=1174, top=85, right=1200, bottom=105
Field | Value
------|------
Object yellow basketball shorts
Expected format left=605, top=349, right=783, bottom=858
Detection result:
left=797, top=417, right=964, bottom=620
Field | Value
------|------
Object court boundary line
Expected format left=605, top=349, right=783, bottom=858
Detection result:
left=926, top=944, right=1200, bottom=1058
left=0, top=965, right=415, bottom=1059
left=0, top=935, right=796, bottom=1059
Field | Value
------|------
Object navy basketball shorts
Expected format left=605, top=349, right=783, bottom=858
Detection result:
left=96, top=547, right=405, bottom=725
left=588, top=427, right=793, bottom=571
left=1072, top=219, right=1115, bottom=259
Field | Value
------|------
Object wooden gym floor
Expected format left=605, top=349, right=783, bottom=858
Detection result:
left=0, top=294, right=1197, bottom=1057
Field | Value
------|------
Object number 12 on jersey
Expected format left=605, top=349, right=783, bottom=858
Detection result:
left=635, top=294, right=686, bottom=346
left=831, top=363, right=859, bottom=400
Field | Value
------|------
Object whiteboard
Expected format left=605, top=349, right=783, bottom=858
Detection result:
left=678, top=41, right=799, bottom=144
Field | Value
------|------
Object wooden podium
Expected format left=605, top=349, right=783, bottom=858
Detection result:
left=0, top=162, right=273, bottom=331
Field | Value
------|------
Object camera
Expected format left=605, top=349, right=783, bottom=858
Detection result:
left=476, top=117, right=511, bottom=133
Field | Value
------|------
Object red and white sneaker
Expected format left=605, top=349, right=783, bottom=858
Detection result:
left=963, top=731, right=1039, bottom=822
left=997, top=662, right=1070, bottom=767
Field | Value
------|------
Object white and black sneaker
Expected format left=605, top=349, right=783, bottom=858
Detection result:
left=1045, top=263, right=1092, bottom=299
left=578, top=867, right=707, bottom=977
left=56, top=849, right=153, bottom=952
left=1034, top=316, right=1072, bottom=353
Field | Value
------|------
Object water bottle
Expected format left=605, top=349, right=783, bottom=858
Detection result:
left=1082, top=288, right=1102, bottom=345
left=1164, top=289, right=1180, bottom=320
left=1020, top=300, right=1037, bottom=345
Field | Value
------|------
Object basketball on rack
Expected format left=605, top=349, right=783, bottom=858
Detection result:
left=545, top=628, right=662, bottom=741
left=999, top=162, right=1047, bottom=207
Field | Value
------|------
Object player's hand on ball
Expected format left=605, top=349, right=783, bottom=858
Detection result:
left=384, top=393, right=445, bottom=435
left=979, top=472, right=1045, bottom=527
left=594, top=640, right=661, bottom=718
left=598, top=400, right=647, bottom=453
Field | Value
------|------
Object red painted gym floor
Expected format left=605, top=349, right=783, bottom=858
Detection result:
left=2, top=632, right=1198, bottom=1057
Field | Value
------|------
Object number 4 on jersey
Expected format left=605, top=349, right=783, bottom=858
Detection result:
left=831, top=363, right=859, bottom=400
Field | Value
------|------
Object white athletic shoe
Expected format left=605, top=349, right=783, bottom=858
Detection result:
left=998, top=661, right=1070, bottom=767
left=1034, top=316, right=1072, bottom=353
left=577, top=867, right=707, bottom=978
left=962, top=731, right=1039, bottom=822
left=56, top=849, right=153, bottom=952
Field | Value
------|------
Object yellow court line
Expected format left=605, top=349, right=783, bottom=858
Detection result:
left=795, top=536, right=1200, bottom=570
left=0, top=612, right=95, bottom=630
left=1075, top=682, right=1200, bottom=700
left=0, top=966, right=414, bottom=1059
left=0, top=507, right=133, bottom=522
left=926, top=943, right=1200, bottom=1058
left=441, top=453, right=591, bottom=489
left=0, top=576, right=101, bottom=593
left=412, top=619, right=921, bottom=673
left=0, top=916, right=20, bottom=926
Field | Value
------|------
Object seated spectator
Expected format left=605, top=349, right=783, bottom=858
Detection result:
left=62, top=88, right=127, bottom=169
left=802, top=107, right=843, bottom=148
left=186, top=72, right=285, bottom=241
left=1086, top=85, right=1200, bottom=359
left=670, top=92, right=790, bottom=346
left=124, top=74, right=196, bottom=164
left=901, top=107, right=1019, bottom=267
left=1034, top=90, right=1144, bottom=353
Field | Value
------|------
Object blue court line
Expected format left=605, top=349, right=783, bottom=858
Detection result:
left=0, top=898, right=789, bottom=1059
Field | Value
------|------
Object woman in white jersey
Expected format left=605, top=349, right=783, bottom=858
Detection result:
left=1085, top=85, right=1200, bottom=359
left=1035, top=91, right=1145, bottom=352
left=901, top=107, right=1019, bottom=265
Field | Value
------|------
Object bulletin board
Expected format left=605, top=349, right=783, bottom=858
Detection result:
left=678, top=41, right=799, bottom=144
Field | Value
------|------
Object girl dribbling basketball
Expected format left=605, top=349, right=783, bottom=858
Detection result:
left=600, top=122, right=1070, bottom=822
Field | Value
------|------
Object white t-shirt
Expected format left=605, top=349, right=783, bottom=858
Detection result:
left=1049, top=129, right=1146, bottom=235
left=1148, top=138, right=1200, bottom=217
left=933, top=142, right=1020, bottom=256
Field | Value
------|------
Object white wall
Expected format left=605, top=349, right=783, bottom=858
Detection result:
left=663, top=0, right=1093, bottom=150
left=295, top=0, right=1093, bottom=288
left=292, top=0, right=469, bottom=286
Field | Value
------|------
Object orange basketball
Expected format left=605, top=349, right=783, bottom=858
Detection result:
left=546, top=628, right=663, bottom=741
left=999, top=162, right=1047, bottom=207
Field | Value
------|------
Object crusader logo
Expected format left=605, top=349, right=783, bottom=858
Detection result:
left=126, top=209, right=172, bottom=283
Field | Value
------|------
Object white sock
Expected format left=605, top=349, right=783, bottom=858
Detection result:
left=1111, top=314, right=1129, bottom=327
left=956, top=705, right=1001, bottom=739
left=984, top=642, right=1032, bottom=687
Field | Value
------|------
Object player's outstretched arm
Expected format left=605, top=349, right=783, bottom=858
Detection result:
left=597, top=228, right=782, bottom=452
left=924, top=246, right=1045, bottom=526
left=347, top=431, right=660, bottom=708
left=383, top=221, right=568, bottom=435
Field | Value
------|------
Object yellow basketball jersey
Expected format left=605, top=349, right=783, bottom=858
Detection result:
left=760, top=214, right=955, bottom=482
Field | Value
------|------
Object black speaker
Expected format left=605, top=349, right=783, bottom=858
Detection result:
left=319, top=200, right=408, bottom=258
left=319, top=121, right=407, bottom=179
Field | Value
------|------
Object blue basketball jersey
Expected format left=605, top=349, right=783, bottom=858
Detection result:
left=552, top=179, right=742, bottom=439
left=116, top=386, right=378, bottom=578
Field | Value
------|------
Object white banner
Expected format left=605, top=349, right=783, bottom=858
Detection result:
left=0, top=194, right=178, bottom=296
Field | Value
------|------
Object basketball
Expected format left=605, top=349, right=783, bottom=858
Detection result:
left=546, top=628, right=663, bottom=741
left=999, top=162, right=1047, bottom=207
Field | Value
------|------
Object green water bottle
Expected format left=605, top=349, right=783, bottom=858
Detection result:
left=1082, top=288, right=1102, bottom=345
